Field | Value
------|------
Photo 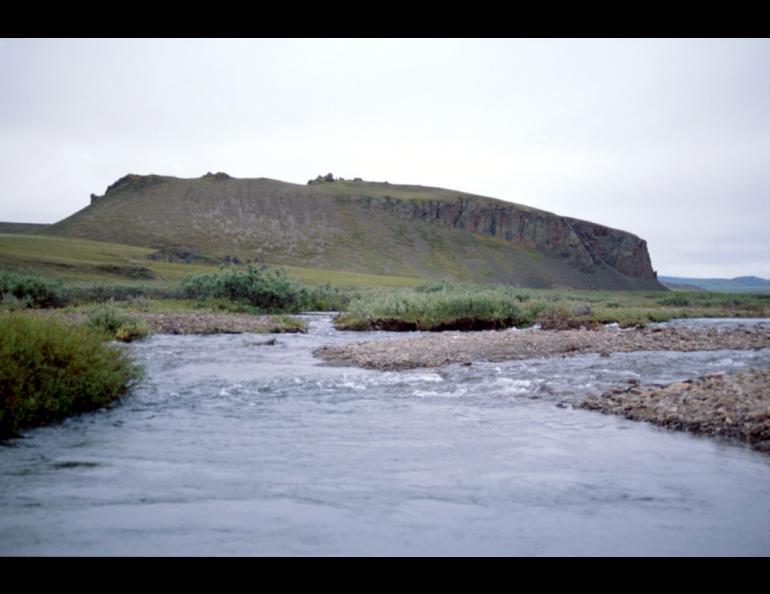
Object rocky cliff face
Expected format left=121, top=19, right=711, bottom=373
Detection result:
left=48, top=174, right=664, bottom=290
left=362, top=195, right=659, bottom=283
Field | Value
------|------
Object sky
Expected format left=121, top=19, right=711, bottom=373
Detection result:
left=0, top=38, right=768, bottom=278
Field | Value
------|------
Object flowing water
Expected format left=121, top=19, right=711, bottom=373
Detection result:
left=1, top=315, right=769, bottom=556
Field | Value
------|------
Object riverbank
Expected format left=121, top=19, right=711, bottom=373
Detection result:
left=314, top=324, right=770, bottom=370
left=0, top=315, right=139, bottom=439
left=578, top=367, right=770, bottom=453
left=23, top=310, right=307, bottom=335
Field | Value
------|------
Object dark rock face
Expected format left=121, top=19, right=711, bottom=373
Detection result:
left=566, top=218, right=657, bottom=281
left=366, top=195, right=659, bottom=282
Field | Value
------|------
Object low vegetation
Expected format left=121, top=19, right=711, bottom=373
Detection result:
left=182, top=265, right=350, bottom=313
left=86, top=302, right=151, bottom=342
left=1, top=234, right=768, bottom=334
left=336, top=284, right=543, bottom=331
left=0, top=315, right=140, bottom=439
left=0, top=270, right=66, bottom=308
left=335, top=284, right=770, bottom=331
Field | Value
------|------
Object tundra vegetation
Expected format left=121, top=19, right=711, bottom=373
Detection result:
left=1, top=233, right=769, bottom=439
left=0, top=315, right=140, bottom=439
left=2, top=262, right=768, bottom=333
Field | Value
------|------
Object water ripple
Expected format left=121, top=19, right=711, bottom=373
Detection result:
left=1, top=315, right=769, bottom=555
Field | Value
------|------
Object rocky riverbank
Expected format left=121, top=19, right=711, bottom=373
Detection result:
left=314, top=324, right=770, bottom=370
left=578, top=367, right=770, bottom=453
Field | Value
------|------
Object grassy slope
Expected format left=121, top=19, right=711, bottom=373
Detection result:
left=0, top=233, right=425, bottom=288
left=2, top=234, right=768, bottom=330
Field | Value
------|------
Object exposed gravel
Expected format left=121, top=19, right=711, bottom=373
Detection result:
left=578, top=367, right=770, bottom=453
left=314, top=325, right=770, bottom=370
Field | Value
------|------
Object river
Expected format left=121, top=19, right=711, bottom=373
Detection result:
left=1, top=314, right=769, bottom=556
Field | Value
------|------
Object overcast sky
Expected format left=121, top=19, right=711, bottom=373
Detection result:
left=0, top=38, right=767, bottom=278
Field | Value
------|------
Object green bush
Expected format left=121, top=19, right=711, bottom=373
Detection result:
left=181, top=265, right=344, bottom=313
left=658, top=295, right=691, bottom=307
left=0, top=271, right=66, bottom=308
left=299, top=282, right=351, bottom=311
left=86, top=302, right=150, bottom=342
left=339, top=286, right=539, bottom=330
left=64, top=282, right=182, bottom=304
left=113, top=318, right=151, bottom=343
left=87, top=302, right=127, bottom=336
left=0, top=315, right=140, bottom=439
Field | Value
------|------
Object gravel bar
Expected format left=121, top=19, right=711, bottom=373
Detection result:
left=314, top=325, right=770, bottom=370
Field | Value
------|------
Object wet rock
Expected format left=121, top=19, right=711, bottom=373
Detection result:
left=572, top=304, right=593, bottom=317
left=576, top=367, right=770, bottom=455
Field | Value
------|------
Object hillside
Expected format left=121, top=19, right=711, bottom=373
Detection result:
left=46, top=173, right=666, bottom=290
left=660, top=275, right=770, bottom=293
left=0, top=222, right=50, bottom=234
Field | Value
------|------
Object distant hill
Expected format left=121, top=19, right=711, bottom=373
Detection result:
left=660, top=275, right=770, bottom=293
left=45, top=172, right=666, bottom=290
left=0, top=222, right=50, bottom=234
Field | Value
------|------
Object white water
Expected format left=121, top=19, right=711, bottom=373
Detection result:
left=1, top=314, right=769, bottom=556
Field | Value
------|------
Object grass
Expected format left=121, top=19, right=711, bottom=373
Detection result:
left=0, top=315, right=140, bottom=439
left=336, top=285, right=542, bottom=331
left=282, top=264, right=423, bottom=288
left=0, top=233, right=427, bottom=288
left=306, top=178, right=544, bottom=213
left=2, top=233, right=769, bottom=333
left=0, top=233, right=217, bottom=282
left=334, top=284, right=770, bottom=331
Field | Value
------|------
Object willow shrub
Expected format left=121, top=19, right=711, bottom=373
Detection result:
left=338, top=287, right=542, bottom=331
left=0, top=315, right=141, bottom=439
left=181, top=265, right=348, bottom=313
left=0, top=271, right=67, bottom=308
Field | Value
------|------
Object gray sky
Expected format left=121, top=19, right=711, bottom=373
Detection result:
left=1, top=38, right=768, bottom=278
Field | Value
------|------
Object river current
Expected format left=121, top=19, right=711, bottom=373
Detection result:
left=1, top=315, right=769, bottom=556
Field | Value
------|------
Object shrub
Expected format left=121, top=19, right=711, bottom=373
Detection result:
left=0, top=315, right=140, bottom=439
left=0, top=271, right=66, bottom=308
left=113, top=318, right=151, bottom=343
left=182, top=265, right=309, bottom=312
left=299, top=283, right=351, bottom=311
left=86, top=302, right=150, bottom=342
left=64, top=282, right=182, bottom=304
left=87, top=302, right=127, bottom=336
left=339, top=287, right=539, bottom=331
left=658, top=295, right=691, bottom=307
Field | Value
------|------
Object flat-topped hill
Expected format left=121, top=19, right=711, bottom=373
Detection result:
left=46, top=173, right=665, bottom=290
